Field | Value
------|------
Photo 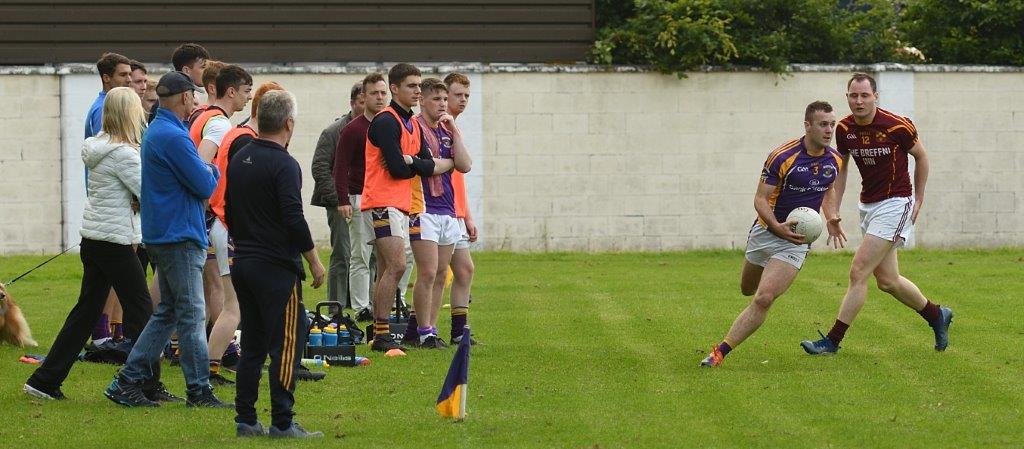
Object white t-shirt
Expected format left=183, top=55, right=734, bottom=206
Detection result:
left=202, top=115, right=232, bottom=148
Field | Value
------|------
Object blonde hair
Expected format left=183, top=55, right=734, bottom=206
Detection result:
left=102, top=87, right=147, bottom=146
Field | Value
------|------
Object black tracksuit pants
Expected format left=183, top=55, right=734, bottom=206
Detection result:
left=232, top=258, right=308, bottom=430
left=29, top=238, right=157, bottom=389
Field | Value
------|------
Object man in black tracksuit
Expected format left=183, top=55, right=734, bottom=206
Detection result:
left=225, top=90, right=326, bottom=439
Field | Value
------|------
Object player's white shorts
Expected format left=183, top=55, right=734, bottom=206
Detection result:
left=208, top=218, right=233, bottom=275
left=361, top=207, right=409, bottom=245
left=745, top=222, right=809, bottom=269
left=454, top=218, right=471, bottom=250
left=859, top=196, right=914, bottom=248
left=414, top=213, right=461, bottom=246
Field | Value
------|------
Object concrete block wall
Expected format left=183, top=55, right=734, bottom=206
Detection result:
left=481, top=71, right=868, bottom=251
left=0, top=65, right=1021, bottom=254
left=912, top=73, right=1024, bottom=247
left=0, top=75, right=63, bottom=254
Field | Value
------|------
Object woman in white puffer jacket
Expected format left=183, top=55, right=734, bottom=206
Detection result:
left=24, top=87, right=162, bottom=401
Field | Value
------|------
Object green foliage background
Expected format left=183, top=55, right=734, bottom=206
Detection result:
left=592, top=0, right=1024, bottom=73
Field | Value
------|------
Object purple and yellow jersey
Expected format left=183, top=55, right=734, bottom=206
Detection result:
left=420, top=125, right=456, bottom=216
left=758, top=138, right=843, bottom=226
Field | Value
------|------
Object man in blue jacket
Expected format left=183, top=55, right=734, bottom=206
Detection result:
left=104, top=71, right=231, bottom=408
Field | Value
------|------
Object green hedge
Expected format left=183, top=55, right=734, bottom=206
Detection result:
left=592, top=0, right=1024, bottom=73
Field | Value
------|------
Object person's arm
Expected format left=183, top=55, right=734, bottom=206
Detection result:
left=368, top=114, right=417, bottom=179
left=311, top=123, right=340, bottom=206
left=440, top=114, right=472, bottom=173
left=408, top=128, right=443, bottom=176
left=907, top=141, right=928, bottom=223
left=333, top=124, right=357, bottom=218
left=112, top=146, right=143, bottom=198
left=277, top=159, right=325, bottom=287
left=165, top=135, right=219, bottom=199
left=196, top=118, right=231, bottom=162
left=754, top=182, right=804, bottom=245
left=822, top=180, right=847, bottom=249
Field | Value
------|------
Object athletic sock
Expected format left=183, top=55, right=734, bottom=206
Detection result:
left=373, top=320, right=390, bottom=339
left=451, top=307, right=468, bottom=341
left=110, top=321, right=123, bottom=340
left=92, top=314, right=111, bottom=341
left=717, top=341, right=733, bottom=357
left=417, top=326, right=434, bottom=343
left=826, top=320, right=850, bottom=346
left=917, top=301, right=942, bottom=325
left=404, top=312, right=418, bottom=339
left=210, top=360, right=221, bottom=375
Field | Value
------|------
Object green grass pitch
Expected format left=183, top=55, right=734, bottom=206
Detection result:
left=0, top=249, right=1021, bottom=448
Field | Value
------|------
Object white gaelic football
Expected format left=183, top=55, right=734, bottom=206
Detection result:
left=786, top=207, right=823, bottom=244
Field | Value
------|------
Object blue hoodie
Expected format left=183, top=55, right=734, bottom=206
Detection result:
left=140, top=107, right=219, bottom=247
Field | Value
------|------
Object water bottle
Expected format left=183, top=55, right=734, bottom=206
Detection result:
left=339, top=325, right=351, bottom=345
left=307, top=327, right=323, bottom=347
left=301, top=357, right=329, bottom=368
left=323, top=325, right=338, bottom=347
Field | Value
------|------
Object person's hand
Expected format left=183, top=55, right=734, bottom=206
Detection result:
left=403, top=155, right=413, bottom=164
left=338, top=205, right=353, bottom=220
left=770, top=219, right=807, bottom=245
left=465, top=217, right=479, bottom=243
left=439, top=113, right=456, bottom=129
left=825, top=216, right=847, bottom=249
left=911, top=197, right=923, bottom=224
left=310, top=261, right=326, bottom=289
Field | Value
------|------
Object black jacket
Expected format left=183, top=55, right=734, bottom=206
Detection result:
left=226, top=138, right=314, bottom=278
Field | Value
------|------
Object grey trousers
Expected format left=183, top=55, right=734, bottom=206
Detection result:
left=325, top=207, right=350, bottom=306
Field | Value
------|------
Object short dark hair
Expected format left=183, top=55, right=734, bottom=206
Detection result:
left=171, top=43, right=210, bottom=70
left=388, top=63, right=421, bottom=87
left=97, top=52, right=131, bottom=78
left=129, top=60, right=147, bottom=74
left=443, top=72, right=470, bottom=88
left=349, top=82, right=362, bottom=102
left=215, top=65, right=253, bottom=99
left=420, top=78, right=447, bottom=96
left=362, top=72, right=385, bottom=91
left=847, top=72, right=877, bottom=92
left=804, top=101, right=833, bottom=122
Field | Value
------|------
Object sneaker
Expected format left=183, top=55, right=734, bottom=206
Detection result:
left=931, top=307, right=954, bottom=351
left=800, top=330, right=839, bottom=355
left=700, top=346, right=725, bottom=367
left=371, top=334, right=406, bottom=353
left=23, top=381, right=66, bottom=400
left=210, top=372, right=236, bottom=386
left=269, top=422, right=323, bottom=439
left=295, top=365, right=326, bottom=382
left=400, top=332, right=419, bottom=347
left=420, top=335, right=448, bottom=349
left=143, top=382, right=184, bottom=403
left=236, top=421, right=269, bottom=438
left=355, top=309, right=373, bottom=322
left=186, top=387, right=233, bottom=408
left=451, top=335, right=478, bottom=346
left=221, top=349, right=240, bottom=370
left=105, top=376, right=159, bottom=407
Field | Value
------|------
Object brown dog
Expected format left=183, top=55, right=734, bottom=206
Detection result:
left=0, top=283, right=37, bottom=347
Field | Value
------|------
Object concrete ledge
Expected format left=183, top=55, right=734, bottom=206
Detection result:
left=1, top=62, right=1022, bottom=76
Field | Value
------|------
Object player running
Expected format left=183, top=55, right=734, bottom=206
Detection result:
left=702, top=101, right=843, bottom=367
left=800, top=73, right=953, bottom=355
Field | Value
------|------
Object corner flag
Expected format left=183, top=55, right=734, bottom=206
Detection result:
left=436, top=327, right=470, bottom=419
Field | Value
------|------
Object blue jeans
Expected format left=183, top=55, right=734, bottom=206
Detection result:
left=120, top=241, right=210, bottom=395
